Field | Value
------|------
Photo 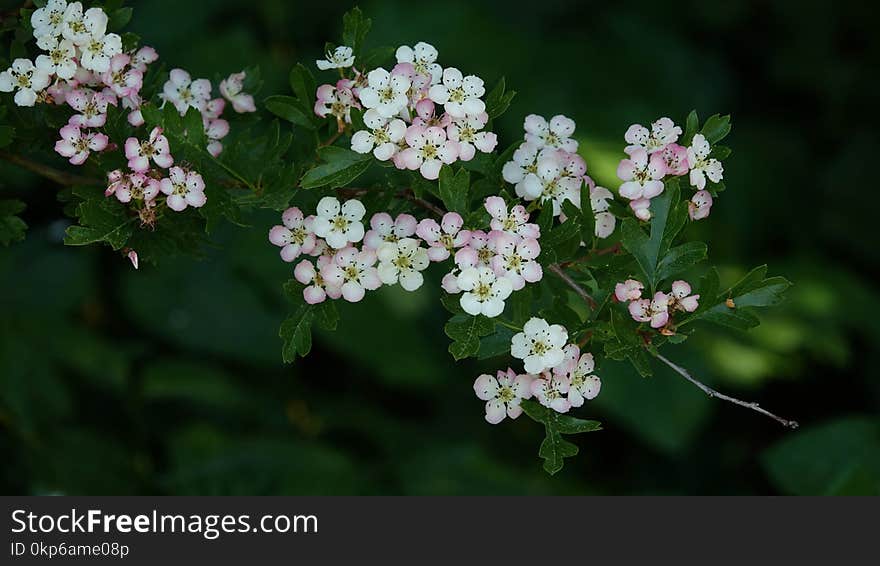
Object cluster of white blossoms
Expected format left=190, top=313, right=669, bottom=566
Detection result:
left=474, top=317, right=601, bottom=423
left=614, top=278, right=700, bottom=333
left=269, top=194, right=547, bottom=314
left=617, top=117, right=723, bottom=221
left=312, top=41, right=498, bottom=180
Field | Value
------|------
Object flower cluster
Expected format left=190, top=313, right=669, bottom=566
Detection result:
left=617, top=117, right=723, bottom=221
left=615, top=278, right=700, bottom=332
left=312, top=41, right=498, bottom=179
left=474, top=317, right=602, bottom=423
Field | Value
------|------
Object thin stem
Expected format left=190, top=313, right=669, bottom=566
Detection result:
left=653, top=351, right=799, bottom=429
left=547, top=263, right=597, bottom=309
left=319, top=130, right=344, bottom=148
left=400, top=189, right=445, bottom=218
left=0, top=151, right=100, bottom=187
left=496, top=320, right=522, bottom=332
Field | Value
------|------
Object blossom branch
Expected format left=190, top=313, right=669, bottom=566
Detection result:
left=653, top=351, right=799, bottom=429
left=0, top=151, right=100, bottom=187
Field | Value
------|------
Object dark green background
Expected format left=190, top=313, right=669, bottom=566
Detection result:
left=1, top=0, right=878, bottom=494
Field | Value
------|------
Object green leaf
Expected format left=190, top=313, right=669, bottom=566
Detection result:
left=288, top=64, right=316, bottom=107
left=682, top=265, right=792, bottom=330
left=656, top=241, right=708, bottom=281
left=264, top=95, right=316, bottom=130
left=521, top=400, right=601, bottom=474
left=300, top=146, right=372, bottom=189
left=700, top=114, right=732, bottom=144
left=64, top=189, right=134, bottom=250
left=444, top=313, right=493, bottom=360
left=183, top=106, right=206, bottom=148
left=313, top=301, right=339, bottom=331
left=682, top=110, right=699, bottom=145
left=342, top=7, right=371, bottom=55
left=139, top=103, right=163, bottom=128
left=279, top=305, right=314, bottom=363
left=108, top=7, right=133, bottom=31
left=477, top=325, right=515, bottom=359
left=0, top=199, right=27, bottom=246
left=763, top=417, right=880, bottom=495
left=619, top=181, right=679, bottom=287
left=484, top=77, right=516, bottom=119
left=438, top=165, right=470, bottom=214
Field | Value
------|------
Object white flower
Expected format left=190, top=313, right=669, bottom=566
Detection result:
left=395, top=41, right=442, bottom=84
left=502, top=141, right=542, bottom=189
left=688, top=190, right=713, bottom=220
left=446, top=113, right=497, bottom=161
left=162, top=69, right=212, bottom=115
left=398, top=125, right=459, bottom=180
left=60, top=2, right=91, bottom=45
left=473, top=368, right=532, bottom=424
left=350, top=109, right=407, bottom=161
left=687, top=134, right=724, bottom=190
left=510, top=317, right=568, bottom=374
left=31, top=0, right=68, bottom=40
left=357, top=68, right=410, bottom=118
left=428, top=67, right=485, bottom=118
left=80, top=31, right=122, bottom=74
left=377, top=238, right=430, bottom=291
left=316, top=45, right=355, bottom=70
left=321, top=246, right=382, bottom=303
left=524, top=114, right=578, bottom=153
left=624, top=117, right=682, bottom=155
left=0, top=59, right=51, bottom=107
left=63, top=6, right=121, bottom=73
left=561, top=351, right=601, bottom=408
left=311, top=196, right=366, bottom=249
left=530, top=372, right=571, bottom=413
left=219, top=71, right=256, bottom=113
left=35, top=37, right=77, bottom=80
left=590, top=186, right=617, bottom=238
left=457, top=266, right=513, bottom=318
left=519, top=154, right=582, bottom=215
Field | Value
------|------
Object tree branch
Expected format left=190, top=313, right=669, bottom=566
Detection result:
left=653, top=351, right=799, bottom=429
left=0, top=151, right=100, bottom=187
left=547, top=263, right=597, bottom=309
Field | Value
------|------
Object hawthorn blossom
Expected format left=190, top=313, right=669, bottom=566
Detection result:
left=363, top=212, right=417, bottom=251
left=428, top=67, right=485, bottom=118
left=358, top=68, right=410, bottom=118
left=316, top=45, right=355, bottom=70
left=315, top=79, right=359, bottom=124
left=294, top=256, right=342, bottom=304
left=159, top=167, right=206, bottom=212
left=219, top=71, right=256, bottom=113
left=629, top=291, right=670, bottom=328
left=127, top=249, right=139, bottom=270
left=125, top=127, right=173, bottom=172
left=614, top=279, right=644, bottom=302
left=511, top=317, right=568, bottom=375
left=687, top=134, right=724, bottom=190
left=454, top=230, right=495, bottom=269
left=0, top=58, right=51, bottom=107
left=530, top=372, right=571, bottom=413
left=658, top=143, right=689, bottom=176
left=77, top=10, right=122, bottom=73
left=519, top=155, right=581, bottom=214
left=377, top=238, right=430, bottom=291
left=416, top=212, right=471, bottom=262
left=351, top=109, right=407, bottom=160
left=668, top=280, right=700, bottom=313
left=66, top=88, right=112, bottom=127
left=410, top=98, right=450, bottom=128
left=35, top=37, right=77, bottom=80
left=484, top=196, right=540, bottom=239
left=630, top=198, right=652, bottom=221
left=399, top=125, right=459, bottom=180
left=501, top=142, right=541, bottom=186
left=395, top=42, right=442, bottom=84
left=446, top=113, right=497, bottom=160
left=617, top=148, right=666, bottom=201
left=457, top=266, right=513, bottom=318
left=111, top=172, right=160, bottom=204
left=163, top=69, right=211, bottom=114
left=312, top=197, right=366, bottom=250
left=61, top=2, right=95, bottom=46
left=269, top=207, right=317, bottom=262
left=101, top=54, right=143, bottom=98
left=441, top=269, right=461, bottom=294
left=688, top=190, right=713, bottom=220
left=554, top=347, right=601, bottom=407
left=54, top=123, right=107, bottom=165
left=321, top=247, right=382, bottom=302
left=524, top=114, right=578, bottom=153
left=590, top=186, right=617, bottom=238
left=204, top=117, right=229, bottom=157
left=130, top=46, right=158, bottom=72
left=31, top=0, right=68, bottom=39
left=624, top=117, right=682, bottom=155
left=473, top=369, right=532, bottom=424
left=490, top=232, right=542, bottom=291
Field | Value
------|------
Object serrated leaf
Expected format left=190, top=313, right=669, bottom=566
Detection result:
left=288, top=64, right=316, bottom=107
left=300, top=146, right=372, bottom=189
left=444, top=313, right=493, bottom=360
left=485, top=77, right=516, bottom=119
left=342, top=7, right=371, bottom=55
left=108, top=7, right=133, bottom=31
left=183, top=106, right=206, bottom=148
left=313, top=301, right=339, bottom=331
left=264, top=95, right=316, bottom=130
left=521, top=399, right=601, bottom=474
left=64, top=190, right=134, bottom=250
left=656, top=241, right=707, bottom=281
left=438, top=165, right=469, bottom=214
left=279, top=305, right=314, bottom=363
left=477, top=326, right=515, bottom=359
left=683, top=110, right=699, bottom=145
left=619, top=181, right=679, bottom=287
left=700, top=114, right=732, bottom=144
left=0, top=199, right=27, bottom=246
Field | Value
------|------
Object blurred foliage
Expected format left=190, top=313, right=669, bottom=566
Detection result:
left=1, top=0, right=878, bottom=494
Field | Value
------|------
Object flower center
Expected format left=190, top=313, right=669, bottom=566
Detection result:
left=477, top=246, right=493, bottom=264
left=393, top=255, right=412, bottom=270
left=373, top=128, right=390, bottom=144
left=420, top=143, right=438, bottom=160
left=140, top=141, right=155, bottom=157
left=502, top=216, right=517, bottom=231
left=498, top=386, right=515, bottom=403
left=475, top=282, right=492, bottom=300
left=330, top=101, right=348, bottom=118
left=88, top=38, right=103, bottom=54
left=458, top=124, right=475, bottom=142
left=292, top=227, right=308, bottom=245
left=172, top=182, right=187, bottom=196
left=378, top=86, right=396, bottom=103
left=69, top=20, right=86, bottom=34
left=448, top=87, right=466, bottom=104
left=331, top=216, right=349, bottom=231
left=506, top=254, right=522, bottom=273
left=343, top=265, right=360, bottom=282
left=50, top=48, right=65, bottom=64
left=49, top=12, right=63, bottom=25
left=531, top=341, right=548, bottom=356
left=15, top=74, right=31, bottom=88
left=439, top=233, right=455, bottom=250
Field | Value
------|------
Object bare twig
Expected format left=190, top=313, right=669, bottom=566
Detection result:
left=399, top=189, right=444, bottom=218
left=547, top=263, right=597, bottom=309
left=653, top=352, right=798, bottom=429
left=0, top=151, right=100, bottom=187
